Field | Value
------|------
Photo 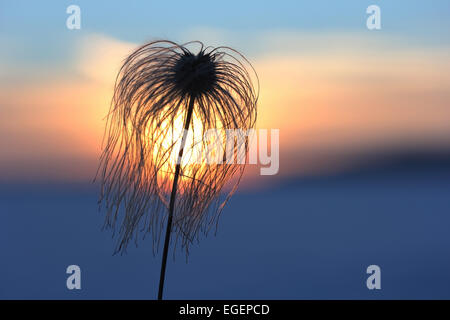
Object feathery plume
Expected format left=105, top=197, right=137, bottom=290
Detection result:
left=96, top=40, right=258, bottom=299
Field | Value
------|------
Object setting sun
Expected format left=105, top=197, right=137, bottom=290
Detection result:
left=147, top=108, right=206, bottom=191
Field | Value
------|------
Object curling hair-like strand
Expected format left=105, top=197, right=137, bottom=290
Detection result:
left=96, top=40, right=258, bottom=256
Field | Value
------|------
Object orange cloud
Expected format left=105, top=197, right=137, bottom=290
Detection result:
left=1, top=32, right=449, bottom=184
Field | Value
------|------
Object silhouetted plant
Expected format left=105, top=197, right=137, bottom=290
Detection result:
left=96, top=40, right=258, bottom=299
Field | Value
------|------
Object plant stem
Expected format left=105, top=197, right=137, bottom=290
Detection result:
left=158, top=96, right=195, bottom=300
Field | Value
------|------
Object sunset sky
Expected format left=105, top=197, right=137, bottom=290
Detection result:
left=2, top=1, right=450, bottom=300
left=1, top=0, right=449, bottom=185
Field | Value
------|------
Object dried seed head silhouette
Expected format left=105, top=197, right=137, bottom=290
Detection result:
left=96, top=40, right=258, bottom=298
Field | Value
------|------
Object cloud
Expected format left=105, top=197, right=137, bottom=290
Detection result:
left=0, top=33, right=137, bottom=182
left=1, top=30, right=450, bottom=183
left=76, top=33, right=137, bottom=85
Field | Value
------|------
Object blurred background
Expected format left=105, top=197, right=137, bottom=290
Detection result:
left=1, top=0, right=449, bottom=298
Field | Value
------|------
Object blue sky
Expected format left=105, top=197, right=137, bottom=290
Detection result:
left=1, top=1, right=450, bottom=59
